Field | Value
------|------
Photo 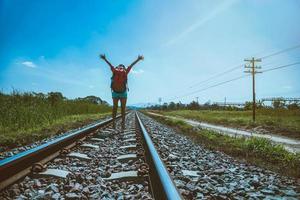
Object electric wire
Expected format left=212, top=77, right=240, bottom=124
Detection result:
left=259, top=44, right=300, bottom=59
left=189, top=44, right=300, bottom=89
left=167, top=61, right=300, bottom=101
left=163, top=44, right=300, bottom=101
left=261, top=61, right=300, bottom=73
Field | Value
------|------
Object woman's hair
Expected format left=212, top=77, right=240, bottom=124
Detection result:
left=118, top=64, right=125, bottom=69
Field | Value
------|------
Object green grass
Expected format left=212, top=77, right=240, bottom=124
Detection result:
left=148, top=114, right=300, bottom=178
left=0, top=91, right=111, bottom=148
left=0, top=113, right=110, bottom=148
left=155, top=109, right=300, bottom=139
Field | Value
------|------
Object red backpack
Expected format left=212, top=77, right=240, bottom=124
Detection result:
left=111, top=68, right=128, bottom=93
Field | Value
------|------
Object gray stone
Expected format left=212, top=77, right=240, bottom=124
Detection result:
left=89, top=138, right=105, bottom=142
left=65, top=192, right=81, bottom=199
left=213, top=168, right=225, bottom=175
left=119, top=145, right=136, bottom=150
left=46, top=183, right=59, bottom=193
left=123, top=134, right=136, bottom=139
left=80, top=143, right=99, bottom=149
left=168, top=154, right=179, bottom=161
left=82, top=187, right=90, bottom=195
left=122, top=131, right=135, bottom=135
left=186, top=182, right=196, bottom=191
left=123, top=138, right=136, bottom=143
left=216, top=187, right=229, bottom=195
left=282, top=189, right=297, bottom=196
left=104, top=171, right=138, bottom=181
left=38, top=169, right=70, bottom=179
left=52, top=193, right=61, bottom=200
left=261, top=189, right=275, bottom=195
left=117, top=154, right=137, bottom=162
left=67, top=152, right=91, bottom=160
left=96, top=133, right=110, bottom=139
left=182, top=170, right=199, bottom=177
left=34, top=179, right=42, bottom=187
left=70, top=183, right=83, bottom=192
left=174, top=179, right=186, bottom=188
left=37, top=189, right=45, bottom=196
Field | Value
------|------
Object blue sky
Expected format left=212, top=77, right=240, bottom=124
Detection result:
left=1, top=0, right=300, bottom=105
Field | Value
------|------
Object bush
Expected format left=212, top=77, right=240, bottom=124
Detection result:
left=0, top=91, right=111, bottom=135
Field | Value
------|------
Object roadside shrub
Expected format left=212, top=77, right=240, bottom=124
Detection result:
left=0, top=91, right=111, bottom=136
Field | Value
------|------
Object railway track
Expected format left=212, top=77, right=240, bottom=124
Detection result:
left=1, top=111, right=299, bottom=199
left=139, top=113, right=300, bottom=199
left=0, top=112, right=181, bottom=200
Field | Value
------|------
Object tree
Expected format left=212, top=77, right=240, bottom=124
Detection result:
left=244, top=101, right=252, bottom=110
left=287, top=102, right=299, bottom=110
left=47, top=92, right=64, bottom=105
left=168, top=102, right=176, bottom=110
left=162, top=103, right=168, bottom=110
left=83, top=96, right=102, bottom=104
left=187, top=101, right=199, bottom=110
left=272, top=99, right=285, bottom=109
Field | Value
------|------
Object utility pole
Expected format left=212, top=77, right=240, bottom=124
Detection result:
left=196, top=97, right=199, bottom=104
left=244, top=57, right=262, bottom=122
left=224, top=97, right=226, bottom=108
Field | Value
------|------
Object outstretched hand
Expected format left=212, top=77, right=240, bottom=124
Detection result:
left=100, top=54, right=106, bottom=60
left=138, top=55, right=144, bottom=61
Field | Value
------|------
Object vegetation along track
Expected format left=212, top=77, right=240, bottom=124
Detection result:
left=0, top=112, right=181, bottom=199
left=139, top=112, right=300, bottom=199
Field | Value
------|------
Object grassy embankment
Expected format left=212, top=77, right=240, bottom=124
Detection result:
left=0, top=92, right=111, bottom=149
left=145, top=113, right=300, bottom=178
left=155, top=109, right=300, bottom=139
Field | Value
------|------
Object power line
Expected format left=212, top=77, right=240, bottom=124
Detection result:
left=168, top=74, right=250, bottom=101
left=261, top=61, right=300, bottom=73
left=191, top=44, right=300, bottom=87
left=163, top=44, right=300, bottom=102
left=189, top=64, right=243, bottom=88
left=259, top=44, right=300, bottom=59
left=160, top=63, right=243, bottom=100
left=189, top=44, right=300, bottom=89
left=167, top=61, right=300, bottom=102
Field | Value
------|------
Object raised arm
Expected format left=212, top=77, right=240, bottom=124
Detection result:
left=127, top=55, right=144, bottom=73
left=100, top=54, right=114, bottom=71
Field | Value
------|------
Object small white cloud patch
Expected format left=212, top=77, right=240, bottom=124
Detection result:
left=131, top=69, right=144, bottom=74
left=21, top=61, right=37, bottom=68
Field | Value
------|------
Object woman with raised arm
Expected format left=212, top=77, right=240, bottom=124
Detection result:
left=100, top=54, right=144, bottom=130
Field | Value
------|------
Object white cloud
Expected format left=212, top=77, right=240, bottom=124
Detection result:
left=21, top=61, right=37, bottom=68
left=131, top=69, right=144, bottom=74
left=163, top=0, right=237, bottom=47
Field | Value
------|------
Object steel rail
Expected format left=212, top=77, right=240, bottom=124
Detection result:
left=135, top=112, right=182, bottom=200
left=0, top=114, right=122, bottom=191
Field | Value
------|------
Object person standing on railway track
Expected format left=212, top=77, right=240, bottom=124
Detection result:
left=100, top=54, right=144, bottom=130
